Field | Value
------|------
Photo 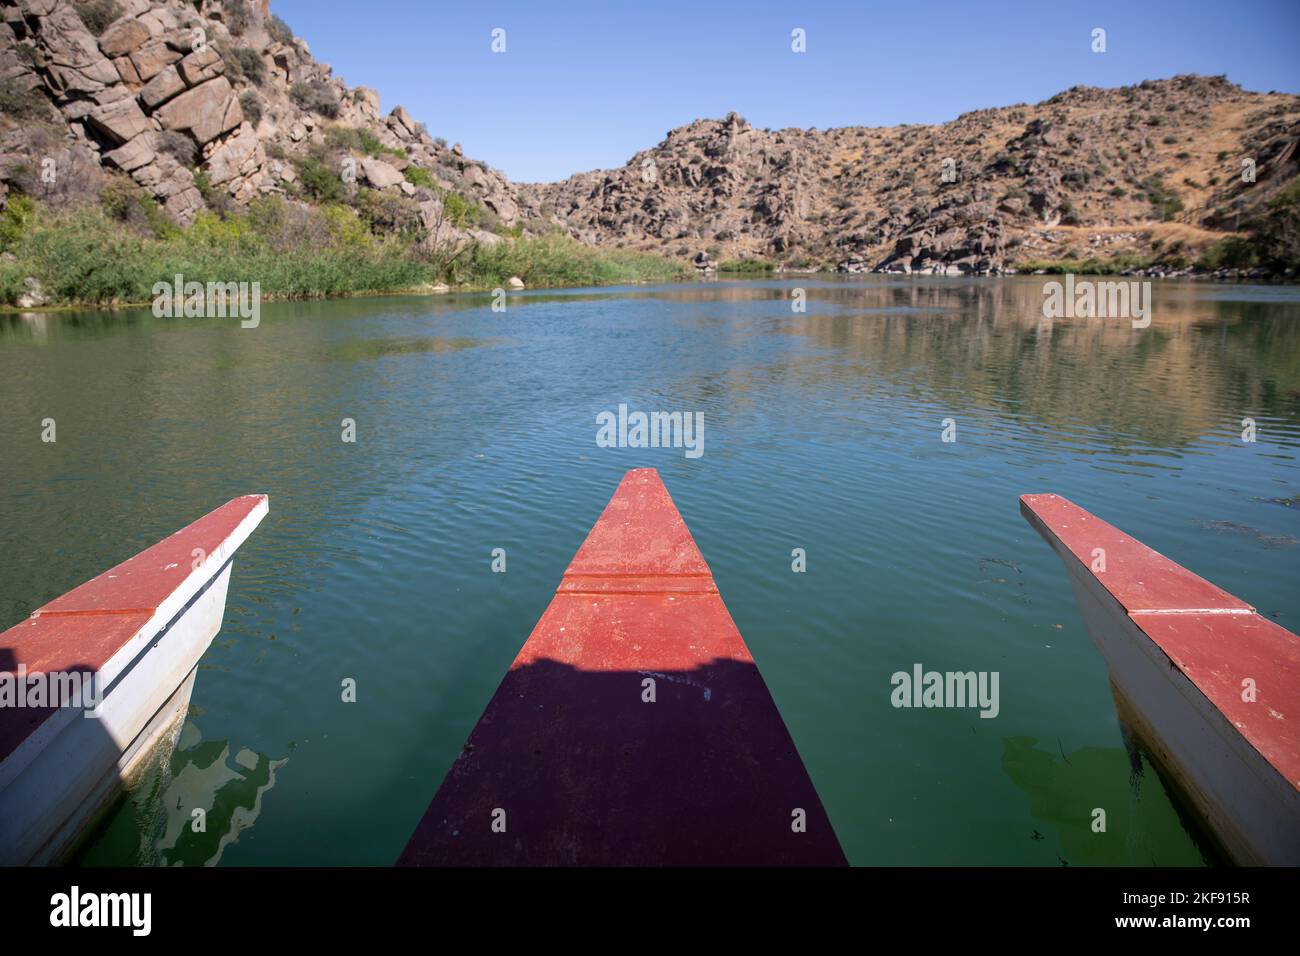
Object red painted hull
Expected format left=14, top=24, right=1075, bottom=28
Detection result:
left=400, top=469, right=845, bottom=866
left=1021, top=493, right=1300, bottom=864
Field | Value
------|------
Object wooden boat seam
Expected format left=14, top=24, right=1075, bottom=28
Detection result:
left=1129, top=608, right=1258, bottom=616
left=1121, top=601, right=1298, bottom=798
left=1044, top=532, right=1297, bottom=792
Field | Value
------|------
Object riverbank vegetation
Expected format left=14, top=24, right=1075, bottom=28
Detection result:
left=1015, top=181, right=1300, bottom=277
left=0, top=187, right=691, bottom=309
left=717, top=258, right=776, bottom=274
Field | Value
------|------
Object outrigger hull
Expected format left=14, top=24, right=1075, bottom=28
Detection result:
left=1021, top=493, right=1300, bottom=865
left=401, top=468, right=845, bottom=866
left=0, top=495, right=268, bottom=865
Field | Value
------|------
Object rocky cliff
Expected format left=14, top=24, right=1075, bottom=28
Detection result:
left=0, top=0, right=521, bottom=239
left=522, top=76, right=1300, bottom=275
left=2, top=1, right=1297, bottom=278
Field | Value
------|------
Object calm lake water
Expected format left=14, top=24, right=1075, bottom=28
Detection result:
left=1, top=276, right=1298, bottom=866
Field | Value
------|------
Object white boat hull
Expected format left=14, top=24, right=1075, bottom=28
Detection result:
left=1063, top=569, right=1300, bottom=865
left=1022, top=492, right=1300, bottom=866
left=0, top=496, right=267, bottom=865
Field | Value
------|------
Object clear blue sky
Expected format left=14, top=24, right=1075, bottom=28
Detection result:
left=274, top=0, right=1300, bottom=183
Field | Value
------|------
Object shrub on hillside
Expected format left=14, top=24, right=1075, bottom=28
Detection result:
left=324, top=126, right=403, bottom=159
left=0, top=79, right=53, bottom=120
left=290, top=80, right=340, bottom=119
left=1248, top=179, right=1300, bottom=272
left=98, top=175, right=176, bottom=238
left=1142, top=175, right=1184, bottom=221
left=221, top=0, right=251, bottom=36
left=228, top=47, right=266, bottom=86
left=294, top=156, right=346, bottom=203
left=268, top=14, right=294, bottom=44
left=0, top=193, right=36, bottom=253
left=356, top=189, right=425, bottom=240
left=74, top=0, right=122, bottom=35
left=239, top=91, right=263, bottom=126
left=439, top=191, right=480, bottom=229
left=1197, top=236, right=1258, bottom=270
left=156, top=130, right=198, bottom=168
left=718, top=258, right=775, bottom=273
left=403, top=165, right=436, bottom=190
left=192, top=169, right=234, bottom=218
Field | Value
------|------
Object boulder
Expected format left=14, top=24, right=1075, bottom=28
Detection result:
left=129, top=38, right=181, bottom=82
left=112, top=54, right=142, bottom=86
left=131, top=154, right=192, bottom=199
left=58, top=99, right=95, bottom=120
left=16, top=276, right=46, bottom=309
left=354, top=87, right=380, bottom=114
left=484, top=192, right=519, bottom=223
left=90, top=82, right=133, bottom=106
left=98, top=17, right=151, bottom=57
left=205, top=126, right=262, bottom=186
left=87, top=97, right=150, bottom=145
left=389, top=105, right=415, bottom=136
left=37, top=5, right=120, bottom=94
left=137, top=6, right=179, bottom=39
left=163, top=184, right=204, bottom=225
left=154, top=77, right=241, bottom=145
left=359, top=156, right=404, bottom=190
left=103, top=131, right=156, bottom=171
left=176, top=46, right=223, bottom=86
left=17, top=0, right=59, bottom=16
left=139, top=64, right=184, bottom=108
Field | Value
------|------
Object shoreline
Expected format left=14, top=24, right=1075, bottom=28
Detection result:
left=4, top=268, right=1296, bottom=317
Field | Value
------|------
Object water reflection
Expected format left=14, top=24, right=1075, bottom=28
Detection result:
left=156, top=721, right=288, bottom=867
left=76, top=720, right=287, bottom=867
left=1001, top=736, right=1214, bottom=866
left=4, top=276, right=1294, bottom=866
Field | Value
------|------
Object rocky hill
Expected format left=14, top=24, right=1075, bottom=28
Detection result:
left=521, top=76, right=1300, bottom=275
left=1, top=1, right=1297, bottom=279
left=0, top=0, right=522, bottom=242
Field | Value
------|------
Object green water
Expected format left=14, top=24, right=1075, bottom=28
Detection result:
left=1, top=277, right=1297, bottom=866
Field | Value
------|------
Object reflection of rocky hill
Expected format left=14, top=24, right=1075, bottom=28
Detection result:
left=72, top=717, right=286, bottom=866
left=154, top=720, right=286, bottom=866
left=694, top=278, right=1300, bottom=446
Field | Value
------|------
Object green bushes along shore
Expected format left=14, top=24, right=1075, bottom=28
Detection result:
left=0, top=191, right=691, bottom=309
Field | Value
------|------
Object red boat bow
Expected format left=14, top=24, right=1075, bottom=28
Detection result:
left=400, top=468, right=846, bottom=866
